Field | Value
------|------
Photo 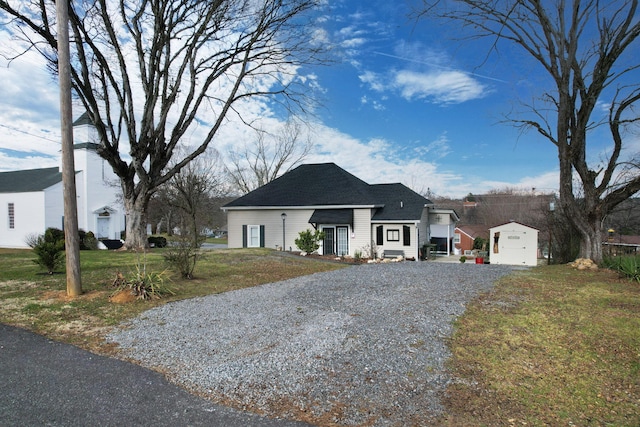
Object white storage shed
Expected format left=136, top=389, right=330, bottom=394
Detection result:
left=489, top=221, right=539, bottom=266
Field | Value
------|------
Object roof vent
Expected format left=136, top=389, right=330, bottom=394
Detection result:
left=400, top=201, right=404, bottom=208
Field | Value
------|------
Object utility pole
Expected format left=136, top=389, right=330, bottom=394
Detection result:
left=57, top=0, right=82, bottom=296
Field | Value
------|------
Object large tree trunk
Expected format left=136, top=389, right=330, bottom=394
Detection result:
left=580, top=221, right=604, bottom=264
left=123, top=194, right=151, bottom=250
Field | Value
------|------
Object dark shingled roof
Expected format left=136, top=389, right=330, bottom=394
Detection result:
left=224, top=163, right=433, bottom=221
left=0, top=167, right=62, bottom=193
left=224, top=163, right=379, bottom=207
left=308, top=209, right=354, bottom=225
left=370, top=183, right=430, bottom=221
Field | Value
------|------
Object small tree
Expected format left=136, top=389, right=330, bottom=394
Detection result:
left=163, top=234, right=200, bottom=279
left=27, top=228, right=65, bottom=274
left=295, top=229, right=325, bottom=253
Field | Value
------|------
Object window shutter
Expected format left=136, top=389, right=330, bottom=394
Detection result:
left=260, top=225, right=265, bottom=248
left=376, top=225, right=383, bottom=246
left=403, top=225, right=411, bottom=246
left=242, top=225, right=247, bottom=248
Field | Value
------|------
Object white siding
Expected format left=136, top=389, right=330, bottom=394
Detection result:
left=351, top=208, right=372, bottom=257
left=371, top=223, right=419, bottom=259
left=0, top=192, right=47, bottom=248
left=44, top=183, right=64, bottom=230
left=418, top=208, right=429, bottom=247
left=227, top=209, right=315, bottom=250
left=74, top=146, right=124, bottom=239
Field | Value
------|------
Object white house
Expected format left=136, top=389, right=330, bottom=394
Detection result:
left=489, top=221, right=539, bottom=266
left=222, top=163, right=444, bottom=260
left=0, top=113, right=125, bottom=248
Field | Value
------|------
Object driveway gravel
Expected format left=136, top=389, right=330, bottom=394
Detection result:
left=107, top=262, right=515, bottom=426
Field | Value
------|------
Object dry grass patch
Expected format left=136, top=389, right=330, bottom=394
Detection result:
left=441, top=265, right=640, bottom=426
left=0, top=248, right=345, bottom=354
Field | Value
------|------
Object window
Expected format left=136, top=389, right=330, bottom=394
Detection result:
left=248, top=225, right=261, bottom=247
left=242, top=225, right=264, bottom=248
left=8, top=203, right=14, bottom=229
left=387, top=229, right=399, bottom=242
left=454, top=233, right=461, bottom=244
left=376, top=225, right=383, bottom=246
left=403, top=226, right=411, bottom=246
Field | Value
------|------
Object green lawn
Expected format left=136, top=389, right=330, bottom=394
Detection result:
left=441, top=265, right=640, bottom=426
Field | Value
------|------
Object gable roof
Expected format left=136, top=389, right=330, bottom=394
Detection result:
left=369, top=183, right=431, bottom=221
left=489, top=220, right=539, bottom=231
left=73, top=111, right=93, bottom=126
left=456, top=224, right=489, bottom=240
left=0, top=167, right=62, bottom=193
left=224, top=163, right=379, bottom=207
left=224, top=163, right=433, bottom=221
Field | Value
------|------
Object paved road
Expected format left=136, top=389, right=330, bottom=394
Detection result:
left=0, top=324, right=309, bottom=427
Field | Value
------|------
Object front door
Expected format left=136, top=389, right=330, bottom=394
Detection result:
left=323, top=227, right=335, bottom=255
left=97, top=217, right=110, bottom=239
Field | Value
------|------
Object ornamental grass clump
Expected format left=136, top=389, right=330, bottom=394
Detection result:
left=603, top=255, right=640, bottom=283
left=112, top=251, right=174, bottom=300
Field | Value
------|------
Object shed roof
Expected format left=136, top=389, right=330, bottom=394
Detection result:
left=309, top=209, right=354, bottom=225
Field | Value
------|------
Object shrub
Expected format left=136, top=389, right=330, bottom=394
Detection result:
left=163, top=236, right=200, bottom=279
left=460, top=256, right=467, bottom=263
left=45, top=227, right=65, bottom=244
left=79, top=230, right=98, bottom=250
left=295, top=229, right=325, bottom=253
left=28, top=232, right=65, bottom=274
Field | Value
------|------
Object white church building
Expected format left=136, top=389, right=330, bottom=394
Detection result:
left=0, top=113, right=125, bottom=248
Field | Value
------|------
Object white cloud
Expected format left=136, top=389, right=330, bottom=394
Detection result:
left=480, top=170, right=559, bottom=195
left=414, top=134, right=451, bottom=160
left=358, top=71, right=385, bottom=92
left=393, top=70, right=487, bottom=104
left=358, top=65, right=487, bottom=106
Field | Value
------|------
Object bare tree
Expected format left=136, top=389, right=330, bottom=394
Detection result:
left=417, top=0, right=640, bottom=263
left=0, top=0, right=324, bottom=249
left=164, top=148, right=228, bottom=246
left=226, top=117, right=313, bottom=193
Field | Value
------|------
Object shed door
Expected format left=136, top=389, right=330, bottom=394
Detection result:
left=501, top=231, right=528, bottom=263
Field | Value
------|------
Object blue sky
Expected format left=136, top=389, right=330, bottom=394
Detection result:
left=0, top=0, right=568, bottom=198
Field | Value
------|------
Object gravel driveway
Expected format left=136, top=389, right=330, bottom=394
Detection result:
left=108, top=262, right=515, bottom=426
